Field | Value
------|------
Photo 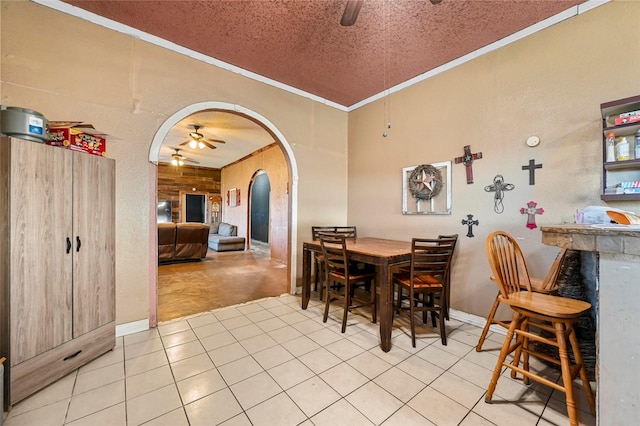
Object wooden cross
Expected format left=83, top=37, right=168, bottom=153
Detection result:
left=454, top=145, right=483, bottom=184
left=522, top=159, right=542, bottom=185
left=461, top=214, right=479, bottom=238
left=520, top=201, right=544, bottom=229
left=484, top=174, right=515, bottom=214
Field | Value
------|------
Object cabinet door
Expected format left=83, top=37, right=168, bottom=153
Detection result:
left=72, top=152, right=115, bottom=336
left=9, top=140, right=73, bottom=365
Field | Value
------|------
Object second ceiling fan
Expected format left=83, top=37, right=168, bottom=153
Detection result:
left=180, top=124, right=226, bottom=150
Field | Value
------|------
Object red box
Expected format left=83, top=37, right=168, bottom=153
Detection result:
left=614, top=115, right=640, bottom=125
left=47, top=122, right=107, bottom=157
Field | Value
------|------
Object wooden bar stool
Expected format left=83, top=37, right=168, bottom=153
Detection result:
left=476, top=243, right=568, bottom=352
left=484, top=231, right=595, bottom=426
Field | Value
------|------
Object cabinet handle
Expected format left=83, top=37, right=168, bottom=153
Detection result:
left=66, top=237, right=72, bottom=254
left=76, top=236, right=82, bottom=252
left=63, top=350, right=82, bottom=361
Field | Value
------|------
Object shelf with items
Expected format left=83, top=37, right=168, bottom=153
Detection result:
left=600, top=95, right=640, bottom=201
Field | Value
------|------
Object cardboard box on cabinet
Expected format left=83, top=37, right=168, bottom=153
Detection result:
left=47, top=122, right=108, bottom=157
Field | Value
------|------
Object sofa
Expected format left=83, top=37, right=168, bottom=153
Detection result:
left=208, top=222, right=246, bottom=252
left=158, top=222, right=210, bottom=262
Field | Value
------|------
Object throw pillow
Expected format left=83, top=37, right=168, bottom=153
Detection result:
left=210, top=222, right=220, bottom=234
left=218, top=222, right=233, bottom=236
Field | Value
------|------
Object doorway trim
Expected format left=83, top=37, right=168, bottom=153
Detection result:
left=148, top=101, right=299, bottom=327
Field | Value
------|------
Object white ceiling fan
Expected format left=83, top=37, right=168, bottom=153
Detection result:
left=179, top=124, right=226, bottom=150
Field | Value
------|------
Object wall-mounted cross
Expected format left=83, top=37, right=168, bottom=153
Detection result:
left=522, top=159, right=542, bottom=185
left=520, top=200, right=544, bottom=229
left=484, top=174, right=515, bottom=214
left=461, top=214, right=479, bottom=238
left=454, top=145, right=483, bottom=184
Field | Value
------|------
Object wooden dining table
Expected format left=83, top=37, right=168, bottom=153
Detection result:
left=301, top=237, right=412, bottom=352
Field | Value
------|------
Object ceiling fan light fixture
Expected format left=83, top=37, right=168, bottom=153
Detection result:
left=171, top=158, right=178, bottom=166
left=189, top=140, right=198, bottom=149
left=198, top=141, right=205, bottom=149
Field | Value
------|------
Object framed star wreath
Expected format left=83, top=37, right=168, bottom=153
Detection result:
left=402, top=161, right=451, bottom=215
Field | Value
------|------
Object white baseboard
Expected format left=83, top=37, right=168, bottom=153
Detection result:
left=116, top=319, right=149, bottom=337
left=449, top=308, right=507, bottom=336
left=114, top=308, right=505, bottom=339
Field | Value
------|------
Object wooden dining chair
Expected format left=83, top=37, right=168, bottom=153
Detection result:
left=484, top=231, right=595, bottom=426
left=319, top=232, right=376, bottom=333
left=311, top=226, right=338, bottom=296
left=437, top=234, right=458, bottom=320
left=392, top=237, right=456, bottom=347
left=476, top=231, right=568, bottom=352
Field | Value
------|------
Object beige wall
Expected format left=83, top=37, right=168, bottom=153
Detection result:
left=1, top=0, right=348, bottom=326
left=221, top=145, right=289, bottom=264
left=347, top=1, right=640, bottom=318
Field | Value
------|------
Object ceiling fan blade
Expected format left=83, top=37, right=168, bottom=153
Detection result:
left=182, top=157, right=199, bottom=164
left=205, top=138, right=226, bottom=144
left=178, top=140, right=190, bottom=146
left=341, top=0, right=363, bottom=26
left=201, top=141, right=217, bottom=150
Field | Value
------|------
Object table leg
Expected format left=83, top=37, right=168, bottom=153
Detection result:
left=302, top=245, right=311, bottom=309
left=379, top=262, right=392, bottom=352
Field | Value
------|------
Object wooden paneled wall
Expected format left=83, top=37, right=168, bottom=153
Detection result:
left=157, top=164, right=221, bottom=222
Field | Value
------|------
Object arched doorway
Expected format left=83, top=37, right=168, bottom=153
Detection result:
left=249, top=170, right=270, bottom=253
left=148, top=102, right=298, bottom=327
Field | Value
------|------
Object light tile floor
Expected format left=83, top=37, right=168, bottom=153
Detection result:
left=3, top=294, right=595, bottom=425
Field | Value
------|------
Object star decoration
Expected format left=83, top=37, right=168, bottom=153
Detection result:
left=413, top=170, right=435, bottom=191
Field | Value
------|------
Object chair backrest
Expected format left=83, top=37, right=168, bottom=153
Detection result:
left=409, top=238, right=456, bottom=283
left=312, top=226, right=357, bottom=241
left=334, top=226, right=357, bottom=238
left=318, top=232, right=348, bottom=278
left=312, top=226, right=337, bottom=240
left=539, top=248, right=568, bottom=292
left=485, top=231, right=532, bottom=298
left=437, top=234, right=458, bottom=254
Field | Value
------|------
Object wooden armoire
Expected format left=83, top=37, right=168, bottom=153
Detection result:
left=0, top=136, right=116, bottom=409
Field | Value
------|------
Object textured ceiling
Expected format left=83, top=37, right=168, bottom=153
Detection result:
left=62, top=0, right=585, bottom=108
left=56, top=0, right=587, bottom=168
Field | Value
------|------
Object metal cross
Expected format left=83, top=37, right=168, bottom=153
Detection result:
left=522, top=159, right=542, bottom=185
left=484, top=174, right=515, bottom=214
left=454, top=145, right=483, bottom=184
left=520, top=200, right=544, bottom=229
left=461, top=214, right=479, bottom=238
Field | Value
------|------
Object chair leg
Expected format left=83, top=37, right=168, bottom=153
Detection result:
left=371, top=279, right=377, bottom=324
left=341, top=284, right=350, bottom=333
left=444, top=271, right=451, bottom=321
left=409, top=287, right=416, bottom=348
left=510, top=317, right=530, bottom=381
left=422, top=294, right=428, bottom=324
left=438, top=298, right=447, bottom=345
left=476, top=293, right=501, bottom=352
left=486, top=311, right=523, bottom=403
left=568, top=324, right=596, bottom=415
left=313, top=258, right=319, bottom=291
left=430, top=295, right=437, bottom=328
left=555, top=322, right=579, bottom=426
left=322, top=279, right=331, bottom=323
